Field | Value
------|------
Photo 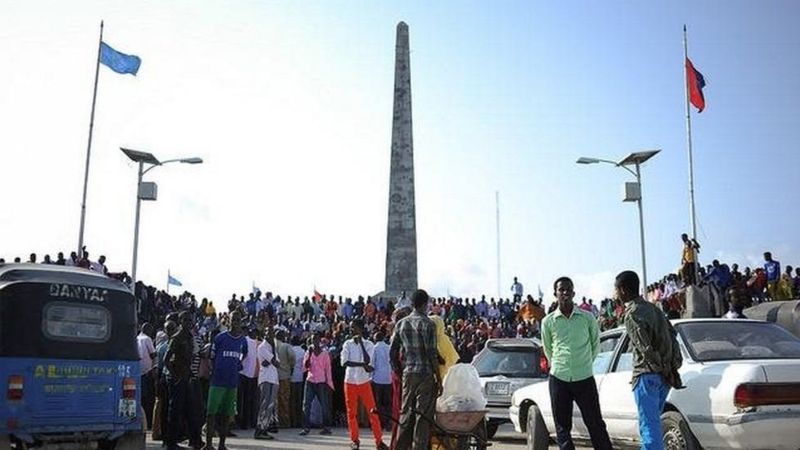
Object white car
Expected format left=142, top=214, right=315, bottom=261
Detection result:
left=473, top=338, right=548, bottom=438
left=509, top=319, right=800, bottom=450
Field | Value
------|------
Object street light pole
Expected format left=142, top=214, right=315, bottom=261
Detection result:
left=131, top=161, right=144, bottom=287
left=577, top=150, right=659, bottom=294
left=634, top=163, right=648, bottom=290
left=121, top=148, right=202, bottom=291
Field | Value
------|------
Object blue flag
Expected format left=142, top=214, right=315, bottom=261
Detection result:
left=100, top=42, right=141, bottom=75
left=168, top=274, right=182, bottom=287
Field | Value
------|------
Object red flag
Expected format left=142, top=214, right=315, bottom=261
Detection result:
left=312, top=290, right=322, bottom=302
left=686, top=58, right=706, bottom=112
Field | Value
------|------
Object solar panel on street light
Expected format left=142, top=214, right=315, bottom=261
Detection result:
left=618, top=150, right=661, bottom=166
left=120, top=148, right=160, bottom=165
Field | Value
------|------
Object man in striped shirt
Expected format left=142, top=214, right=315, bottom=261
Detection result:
left=187, top=315, right=205, bottom=449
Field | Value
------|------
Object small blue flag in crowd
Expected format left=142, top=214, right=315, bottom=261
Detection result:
left=100, top=41, right=141, bottom=75
left=168, top=274, right=182, bottom=287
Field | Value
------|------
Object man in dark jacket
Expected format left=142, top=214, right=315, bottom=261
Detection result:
left=616, top=270, right=682, bottom=450
left=163, top=312, right=195, bottom=450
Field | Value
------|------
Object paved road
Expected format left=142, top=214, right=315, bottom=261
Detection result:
left=146, top=424, right=591, bottom=449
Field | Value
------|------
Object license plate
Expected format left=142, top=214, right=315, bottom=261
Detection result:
left=486, top=382, right=510, bottom=396
left=118, top=399, right=137, bottom=418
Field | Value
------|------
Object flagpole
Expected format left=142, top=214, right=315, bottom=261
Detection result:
left=167, top=269, right=170, bottom=295
left=495, top=190, right=501, bottom=300
left=77, top=20, right=104, bottom=257
left=683, top=25, right=700, bottom=280
left=683, top=26, right=699, bottom=245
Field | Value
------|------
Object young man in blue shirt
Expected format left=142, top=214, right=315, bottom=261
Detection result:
left=204, top=312, right=247, bottom=450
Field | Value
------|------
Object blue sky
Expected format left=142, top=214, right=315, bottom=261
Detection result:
left=1, top=1, right=798, bottom=301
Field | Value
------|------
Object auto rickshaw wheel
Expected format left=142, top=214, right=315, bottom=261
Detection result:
left=112, top=431, right=145, bottom=450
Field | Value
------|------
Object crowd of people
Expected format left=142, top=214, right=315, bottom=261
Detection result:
left=4, top=238, right=798, bottom=450
left=642, top=235, right=800, bottom=323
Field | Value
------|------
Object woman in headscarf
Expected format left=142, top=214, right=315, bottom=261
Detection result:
left=429, top=315, right=459, bottom=383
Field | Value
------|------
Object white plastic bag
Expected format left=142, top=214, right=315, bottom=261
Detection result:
left=436, top=363, right=487, bottom=412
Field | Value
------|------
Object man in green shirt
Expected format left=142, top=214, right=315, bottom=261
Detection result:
left=541, top=277, right=612, bottom=450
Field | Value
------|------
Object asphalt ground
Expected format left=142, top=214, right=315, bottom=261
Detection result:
left=146, top=424, right=593, bottom=450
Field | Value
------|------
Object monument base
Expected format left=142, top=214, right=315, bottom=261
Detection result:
left=684, top=285, right=713, bottom=318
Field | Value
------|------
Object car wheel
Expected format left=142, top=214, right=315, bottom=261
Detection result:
left=526, top=405, right=549, bottom=450
left=661, top=411, right=700, bottom=450
left=486, top=422, right=499, bottom=439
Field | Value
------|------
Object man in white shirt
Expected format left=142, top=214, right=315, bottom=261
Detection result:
left=254, top=292, right=266, bottom=316
left=475, top=295, right=489, bottom=318
left=272, top=295, right=283, bottom=318
left=290, top=298, right=304, bottom=320
left=65, top=251, right=79, bottom=267
left=255, top=329, right=279, bottom=440
left=237, top=329, right=259, bottom=430
left=90, top=255, right=107, bottom=274
left=396, top=291, right=411, bottom=310
left=341, top=319, right=388, bottom=450
left=488, top=300, right=501, bottom=320
left=511, top=277, right=524, bottom=301
left=137, top=323, right=157, bottom=430
left=371, top=332, right=392, bottom=431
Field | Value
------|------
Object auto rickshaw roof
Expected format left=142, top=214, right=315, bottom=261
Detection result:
left=0, top=263, right=133, bottom=293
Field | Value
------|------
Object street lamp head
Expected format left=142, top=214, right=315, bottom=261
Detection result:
left=180, top=157, right=203, bottom=164
left=576, top=157, right=601, bottom=165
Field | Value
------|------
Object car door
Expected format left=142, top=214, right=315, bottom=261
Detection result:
left=571, top=331, right=622, bottom=438
left=597, top=334, right=640, bottom=442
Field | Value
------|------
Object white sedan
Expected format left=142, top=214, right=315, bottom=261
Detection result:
left=509, top=319, right=800, bottom=450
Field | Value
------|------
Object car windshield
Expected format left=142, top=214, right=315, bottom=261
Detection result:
left=678, top=321, right=800, bottom=361
left=474, top=345, right=540, bottom=378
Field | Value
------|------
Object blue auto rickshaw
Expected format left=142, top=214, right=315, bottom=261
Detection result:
left=0, top=264, right=144, bottom=449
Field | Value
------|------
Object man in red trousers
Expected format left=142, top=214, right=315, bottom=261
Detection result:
left=341, top=318, right=389, bottom=450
